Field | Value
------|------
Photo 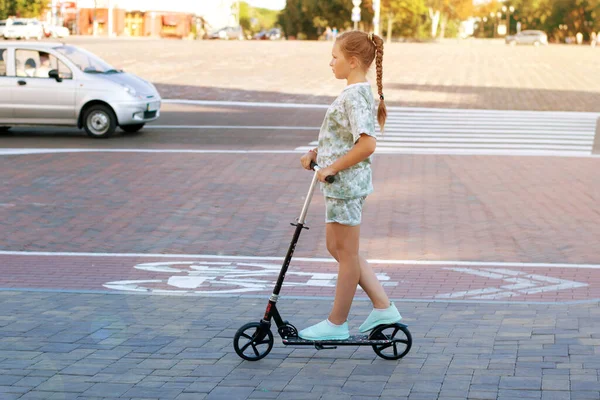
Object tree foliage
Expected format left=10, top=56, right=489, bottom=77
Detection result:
left=0, top=0, right=47, bottom=20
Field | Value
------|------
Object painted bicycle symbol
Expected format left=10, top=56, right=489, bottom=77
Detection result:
left=103, top=260, right=394, bottom=294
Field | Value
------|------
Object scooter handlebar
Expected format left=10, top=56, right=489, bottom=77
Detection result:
left=310, top=161, right=335, bottom=183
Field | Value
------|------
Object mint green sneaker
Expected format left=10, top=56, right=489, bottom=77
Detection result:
left=359, top=302, right=402, bottom=333
left=298, top=320, right=350, bottom=341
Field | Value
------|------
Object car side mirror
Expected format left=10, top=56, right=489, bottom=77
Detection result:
left=48, top=69, right=62, bottom=82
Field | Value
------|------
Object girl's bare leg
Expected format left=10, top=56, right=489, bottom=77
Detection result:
left=326, top=224, right=390, bottom=312
left=326, top=222, right=361, bottom=325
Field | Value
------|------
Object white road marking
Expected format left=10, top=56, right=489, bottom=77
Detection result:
left=146, top=125, right=319, bottom=130
left=1, top=148, right=599, bottom=158
left=435, top=267, right=588, bottom=300
left=103, top=260, right=391, bottom=294
left=164, top=99, right=600, bottom=117
left=2, top=250, right=600, bottom=269
left=293, top=105, right=599, bottom=156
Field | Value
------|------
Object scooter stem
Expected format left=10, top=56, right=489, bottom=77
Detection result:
left=297, top=172, right=319, bottom=224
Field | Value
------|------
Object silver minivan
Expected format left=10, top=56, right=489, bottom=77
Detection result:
left=0, top=41, right=161, bottom=138
left=505, top=30, right=548, bottom=46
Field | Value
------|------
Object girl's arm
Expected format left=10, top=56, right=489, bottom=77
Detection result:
left=328, top=134, right=376, bottom=174
left=316, top=134, right=375, bottom=182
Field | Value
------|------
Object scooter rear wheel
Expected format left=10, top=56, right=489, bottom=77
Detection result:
left=370, top=323, right=412, bottom=360
left=233, top=322, right=274, bottom=361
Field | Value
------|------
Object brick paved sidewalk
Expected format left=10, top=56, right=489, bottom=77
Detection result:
left=2, top=152, right=599, bottom=264
left=63, top=38, right=600, bottom=112
left=0, top=291, right=599, bottom=400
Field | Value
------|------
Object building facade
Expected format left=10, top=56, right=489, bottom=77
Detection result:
left=50, top=0, right=236, bottom=38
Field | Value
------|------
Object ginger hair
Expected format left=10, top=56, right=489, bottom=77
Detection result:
left=336, top=30, right=387, bottom=133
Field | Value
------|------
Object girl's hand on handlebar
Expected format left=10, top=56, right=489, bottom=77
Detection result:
left=317, top=166, right=336, bottom=183
left=300, top=151, right=317, bottom=170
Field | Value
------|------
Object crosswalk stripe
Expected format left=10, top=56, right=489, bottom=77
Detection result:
left=296, top=108, right=600, bottom=157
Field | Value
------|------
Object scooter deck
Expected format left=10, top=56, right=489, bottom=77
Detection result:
left=282, top=335, right=391, bottom=346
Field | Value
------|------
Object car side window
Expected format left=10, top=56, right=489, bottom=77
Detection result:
left=0, top=48, right=6, bottom=77
left=15, top=49, right=62, bottom=79
left=57, top=59, right=73, bottom=80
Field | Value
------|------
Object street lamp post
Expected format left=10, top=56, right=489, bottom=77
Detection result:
left=490, top=12, right=496, bottom=38
left=352, top=0, right=361, bottom=30
left=502, top=5, right=515, bottom=35
left=373, top=0, right=381, bottom=36
left=482, top=16, right=488, bottom=37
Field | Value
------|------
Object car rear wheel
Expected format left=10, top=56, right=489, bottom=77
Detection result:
left=83, top=104, right=117, bottom=138
left=121, top=123, right=145, bottom=133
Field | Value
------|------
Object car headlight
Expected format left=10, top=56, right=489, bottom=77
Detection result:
left=122, top=85, right=137, bottom=97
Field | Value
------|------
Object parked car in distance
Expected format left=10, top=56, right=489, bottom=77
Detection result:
left=43, top=23, right=70, bottom=38
left=209, top=26, right=244, bottom=40
left=3, top=19, right=44, bottom=40
left=253, top=28, right=282, bottom=40
left=0, top=42, right=161, bottom=138
left=0, top=20, right=7, bottom=38
left=506, top=30, right=548, bottom=46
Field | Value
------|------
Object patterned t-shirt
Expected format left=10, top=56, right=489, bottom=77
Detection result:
left=317, top=82, right=377, bottom=199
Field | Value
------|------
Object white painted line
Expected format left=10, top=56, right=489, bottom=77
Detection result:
left=163, top=99, right=329, bottom=110
left=146, top=125, right=319, bottom=130
left=365, top=138, right=592, bottom=145
left=385, top=115, right=597, bottom=121
left=305, top=142, right=592, bottom=150
left=521, top=282, right=587, bottom=294
left=385, top=121, right=595, bottom=127
left=146, top=125, right=593, bottom=135
left=482, top=268, right=523, bottom=276
left=435, top=287, right=504, bottom=299
left=371, top=148, right=591, bottom=155
left=298, top=146, right=598, bottom=157
left=447, top=268, right=509, bottom=279
left=381, top=127, right=593, bottom=134
left=471, top=291, right=519, bottom=300
left=2, top=148, right=597, bottom=158
left=346, top=143, right=593, bottom=150
left=0, top=148, right=303, bottom=155
left=499, top=278, right=538, bottom=290
left=305, top=141, right=592, bottom=150
left=163, top=99, right=600, bottom=117
left=1, top=250, right=600, bottom=269
left=3, top=147, right=596, bottom=158
left=374, top=133, right=593, bottom=139
left=435, top=267, right=588, bottom=300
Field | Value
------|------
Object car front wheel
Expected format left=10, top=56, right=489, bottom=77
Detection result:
left=121, top=123, right=145, bottom=133
left=83, top=104, right=117, bottom=138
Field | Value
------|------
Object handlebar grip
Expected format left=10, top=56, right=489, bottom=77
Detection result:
left=310, top=161, right=335, bottom=183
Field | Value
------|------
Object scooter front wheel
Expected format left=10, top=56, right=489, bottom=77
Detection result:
left=233, top=322, right=274, bottom=361
left=370, top=323, right=412, bottom=360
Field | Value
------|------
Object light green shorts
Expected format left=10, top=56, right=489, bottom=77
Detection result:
left=325, top=196, right=367, bottom=226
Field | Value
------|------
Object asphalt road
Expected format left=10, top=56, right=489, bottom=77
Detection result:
left=0, top=103, right=324, bottom=150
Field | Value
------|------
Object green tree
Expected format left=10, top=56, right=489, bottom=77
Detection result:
left=381, top=0, right=428, bottom=41
left=279, top=0, right=376, bottom=39
left=1, top=0, right=46, bottom=19
left=426, top=0, right=473, bottom=38
left=239, top=2, right=280, bottom=36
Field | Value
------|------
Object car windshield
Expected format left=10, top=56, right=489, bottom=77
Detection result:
left=54, top=45, right=120, bottom=74
left=13, top=21, right=25, bottom=26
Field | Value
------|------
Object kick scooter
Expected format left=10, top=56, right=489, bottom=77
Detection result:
left=233, top=162, right=412, bottom=361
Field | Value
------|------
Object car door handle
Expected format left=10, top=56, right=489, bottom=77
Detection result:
left=17, top=80, right=27, bottom=86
